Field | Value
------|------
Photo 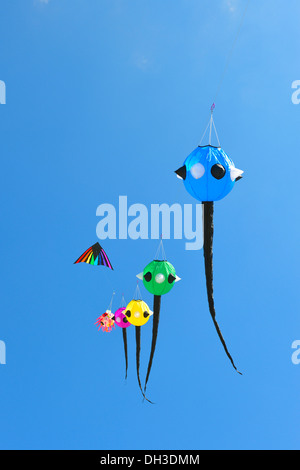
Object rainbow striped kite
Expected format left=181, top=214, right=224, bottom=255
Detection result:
left=74, top=242, right=113, bottom=269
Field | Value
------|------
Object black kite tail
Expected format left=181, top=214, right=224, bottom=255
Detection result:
left=122, top=328, right=128, bottom=380
left=202, top=201, right=242, bottom=375
left=144, top=295, right=161, bottom=393
left=135, top=326, right=153, bottom=403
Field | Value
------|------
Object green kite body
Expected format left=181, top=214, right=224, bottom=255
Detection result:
left=142, top=260, right=177, bottom=296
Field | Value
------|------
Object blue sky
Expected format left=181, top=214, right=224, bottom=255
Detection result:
left=0, top=0, right=299, bottom=450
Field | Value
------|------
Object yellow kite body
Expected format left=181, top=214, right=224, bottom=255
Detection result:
left=125, top=300, right=152, bottom=327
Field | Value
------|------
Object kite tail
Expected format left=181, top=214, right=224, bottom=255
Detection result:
left=202, top=201, right=242, bottom=375
left=122, top=328, right=128, bottom=380
left=135, top=327, right=153, bottom=403
left=144, top=295, right=161, bottom=393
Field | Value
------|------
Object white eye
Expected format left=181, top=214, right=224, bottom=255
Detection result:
left=134, top=311, right=140, bottom=318
left=155, top=273, right=165, bottom=284
left=116, top=317, right=121, bottom=323
left=190, top=163, right=205, bottom=179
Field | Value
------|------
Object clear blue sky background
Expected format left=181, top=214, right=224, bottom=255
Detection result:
left=0, top=0, right=299, bottom=450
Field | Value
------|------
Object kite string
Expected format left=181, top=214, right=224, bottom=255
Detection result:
left=212, top=0, right=251, bottom=104
left=212, top=117, right=221, bottom=147
left=134, top=282, right=142, bottom=301
left=199, top=110, right=220, bottom=147
left=199, top=118, right=211, bottom=145
left=120, top=293, right=126, bottom=308
left=107, top=291, right=115, bottom=311
left=154, top=236, right=167, bottom=261
left=199, top=0, right=251, bottom=146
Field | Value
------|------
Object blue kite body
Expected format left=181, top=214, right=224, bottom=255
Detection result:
left=177, top=145, right=241, bottom=202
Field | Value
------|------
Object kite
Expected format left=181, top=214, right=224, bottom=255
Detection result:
left=94, top=293, right=131, bottom=380
left=136, top=240, right=181, bottom=394
left=175, top=108, right=243, bottom=374
left=74, top=242, right=113, bottom=269
left=124, top=285, right=153, bottom=402
left=94, top=292, right=116, bottom=332
left=112, top=295, right=131, bottom=379
left=94, top=311, right=115, bottom=333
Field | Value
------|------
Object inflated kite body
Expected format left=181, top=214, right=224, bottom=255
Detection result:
left=94, top=310, right=115, bottom=332
left=175, top=144, right=243, bottom=374
left=125, top=300, right=152, bottom=327
left=175, top=145, right=243, bottom=202
left=141, top=260, right=178, bottom=296
left=114, top=307, right=131, bottom=329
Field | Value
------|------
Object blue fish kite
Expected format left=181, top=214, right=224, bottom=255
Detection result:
left=175, top=134, right=244, bottom=374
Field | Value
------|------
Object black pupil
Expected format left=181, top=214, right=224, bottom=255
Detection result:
left=144, top=272, right=152, bottom=282
left=211, top=164, right=225, bottom=180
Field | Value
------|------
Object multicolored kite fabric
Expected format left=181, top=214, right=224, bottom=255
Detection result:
left=74, top=242, right=113, bottom=269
